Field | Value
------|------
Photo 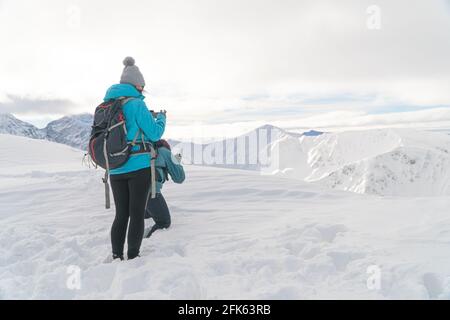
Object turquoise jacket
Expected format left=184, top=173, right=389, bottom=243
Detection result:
left=155, top=147, right=185, bottom=193
left=104, top=84, right=166, bottom=175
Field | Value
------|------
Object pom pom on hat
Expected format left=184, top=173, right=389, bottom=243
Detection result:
left=120, top=56, right=146, bottom=87
left=123, top=56, right=135, bottom=67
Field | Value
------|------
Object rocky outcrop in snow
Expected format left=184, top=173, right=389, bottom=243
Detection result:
left=0, top=113, right=44, bottom=139
left=0, top=113, right=93, bottom=150
left=268, top=128, right=450, bottom=196
left=44, top=114, right=93, bottom=150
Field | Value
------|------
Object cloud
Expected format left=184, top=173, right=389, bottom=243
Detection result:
left=0, top=94, right=76, bottom=116
left=274, top=107, right=450, bottom=131
left=166, top=107, right=450, bottom=140
left=0, top=0, right=449, bottom=127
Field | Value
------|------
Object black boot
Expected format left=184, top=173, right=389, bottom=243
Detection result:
left=127, top=249, right=140, bottom=260
left=113, top=254, right=124, bottom=261
left=146, top=223, right=170, bottom=239
left=145, top=224, right=160, bottom=238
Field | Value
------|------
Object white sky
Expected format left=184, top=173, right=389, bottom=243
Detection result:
left=1, top=0, right=450, bottom=138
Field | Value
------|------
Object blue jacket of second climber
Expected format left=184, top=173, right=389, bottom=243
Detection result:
left=155, top=147, right=186, bottom=193
left=103, top=84, right=166, bottom=175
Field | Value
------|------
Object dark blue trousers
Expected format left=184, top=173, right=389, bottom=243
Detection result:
left=145, top=193, right=171, bottom=238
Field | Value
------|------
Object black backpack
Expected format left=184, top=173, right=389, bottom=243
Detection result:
left=89, top=98, right=133, bottom=171
left=88, top=97, right=157, bottom=209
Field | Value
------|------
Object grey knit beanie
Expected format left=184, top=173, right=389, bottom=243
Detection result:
left=120, top=57, right=146, bottom=88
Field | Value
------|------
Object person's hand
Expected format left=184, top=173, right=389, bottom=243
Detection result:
left=149, top=110, right=167, bottom=118
left=175, top=153, right=182, bottom=162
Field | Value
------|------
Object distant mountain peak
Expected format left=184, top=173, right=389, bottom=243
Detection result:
left=255, top=124, right=283, bottom=131
left=0, top=113, right=22, bottom=122
left=302, top=130, right=324, bottom=137
left=252, top=124, right=304, bottom=138
left=0, top=112, right=93, bottom=150
left=45, top=114, right=94, bottom=150
left=47, top=113, right=93, bottom=125
left=0, top=113, right=44, bottom=139
left=0, top=112, right=14, bottom=118
left=1, top=113, right=322, bottom=153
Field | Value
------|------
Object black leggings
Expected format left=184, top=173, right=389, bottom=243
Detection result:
left=145, top=193, right=171, bottom=238
left=110, top=168, right=151, bottom=259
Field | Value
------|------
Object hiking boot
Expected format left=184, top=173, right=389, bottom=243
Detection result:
left=127, top=250, right=140, bottom=260
left=113, top=254, right=124, bottom=261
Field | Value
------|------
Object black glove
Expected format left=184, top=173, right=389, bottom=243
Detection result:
left=150, top=110, right=167, bottom=118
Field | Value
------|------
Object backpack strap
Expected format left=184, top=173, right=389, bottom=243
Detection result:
left=141, top=131, right=157, bottom=199
left=149, top=143, right=157, bottom=199
left=102, top=139, right=111, bottom=209
left=129, top=130, right=158, bottom=210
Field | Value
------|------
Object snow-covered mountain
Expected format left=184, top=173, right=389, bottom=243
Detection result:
left=0, top=114, right=319, bottom=156
left=0, top=113, right=44, bottom=139
left=44, top=114, right=93, bottom=150
left=173, top=126, right=450, bottom=196
left=267, top=129, right=450, bottom=196
left=172, top=124, right=310, bottom=170
left=3, top=112, right=450, bottom=197
left=0, top=113, right=93, bottom=150
left=302, top=129, right=324, bottom=137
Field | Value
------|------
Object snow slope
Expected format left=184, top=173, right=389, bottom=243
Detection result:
left=0, top=134, right=84, bottom=176
left=268, top=129, right=450, bottom=196
left=1, top=134, right=450, bottom=299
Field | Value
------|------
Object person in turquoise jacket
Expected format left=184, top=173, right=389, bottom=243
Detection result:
left=107, top=57, right=166, bottom=261
left=145, top=140, right=185, bottom=238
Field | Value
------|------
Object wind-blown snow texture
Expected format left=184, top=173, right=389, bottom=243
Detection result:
left=1, top=134, right=450, bottom=299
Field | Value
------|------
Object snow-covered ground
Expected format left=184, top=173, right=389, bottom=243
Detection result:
left=1, top=134, right=450, bottom=299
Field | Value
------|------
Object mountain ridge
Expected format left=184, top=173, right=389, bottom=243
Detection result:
left=0, top=113, right=93, bottom=150
left=2, top=114, right=450, bottom=197
left=0, top=113, right=322, bottom=151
